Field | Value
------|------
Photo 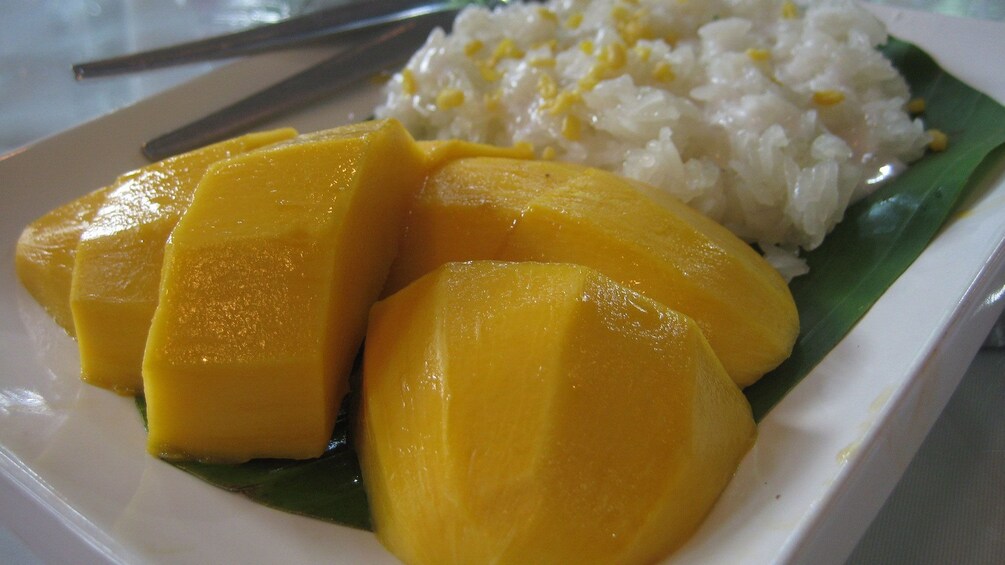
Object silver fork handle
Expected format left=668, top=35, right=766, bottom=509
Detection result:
left=141, top=13, right=450, bottom=161
left=73, top=0, right=464, bottom=78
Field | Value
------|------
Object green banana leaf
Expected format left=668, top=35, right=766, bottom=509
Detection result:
left=140, top=38, right=1005, bottom=529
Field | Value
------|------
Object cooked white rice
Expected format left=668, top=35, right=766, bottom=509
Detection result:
left=375, top=0, right=930, bottom=278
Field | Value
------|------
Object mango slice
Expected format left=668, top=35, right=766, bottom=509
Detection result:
left=359, top=261, right=756, bottom=565
left=69, top=128, right=297, bottom=394
left=15, top=185, right=113, bottom=335
left=383, top=157, right=582, bottom=295
left=502, top=167, right=798, bottom=387
left=385, top=157, right=798, bottom=386
left=142, top=120, right=426, bottom=462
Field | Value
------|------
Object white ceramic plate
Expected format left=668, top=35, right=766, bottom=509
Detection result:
left=2, top=6, right=1004, bottom=564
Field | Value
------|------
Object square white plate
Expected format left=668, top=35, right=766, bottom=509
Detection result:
left=1, top=5, right=1003, bottom=564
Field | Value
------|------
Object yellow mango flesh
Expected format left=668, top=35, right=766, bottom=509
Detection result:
left=503, top=168, right=798, bottom=387
left=383, top=157, right=582, bottom=295
left=70, top=128, right=297, bottom=394
left=142, top=120, right=425, bottom=462
left=15, top=185, right=113, bottom=335
left=416, top=139, right=533, bottom=171
left=359, top=261, right=756, bottom=565
left=386, top=157, right=797, bottom=387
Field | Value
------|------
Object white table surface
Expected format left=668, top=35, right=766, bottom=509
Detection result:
left=1, top=1, right=1002, bottom=564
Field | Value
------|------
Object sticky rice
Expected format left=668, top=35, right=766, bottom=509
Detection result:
left=375, top=0, right=930, bottom=277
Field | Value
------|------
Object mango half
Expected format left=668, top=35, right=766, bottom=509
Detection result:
left=385, top=158, right=798, bottom=387
left=142, top=120, right=426, bottom=462
left=358, top=261, right=756, bottom=565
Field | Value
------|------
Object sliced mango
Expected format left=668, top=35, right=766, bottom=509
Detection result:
left=15, top=185, right=113, bottom=335
left=383, top=157, right=582, bottom=295
left=142, top=119, right=425, bottom=462
left=385, top=157, right=798, bottom=386
left=502, top=167, right=798, bottom=387
left=70, top=128, right=297, bottom=394
left=359, top=261, right=756, bottom=565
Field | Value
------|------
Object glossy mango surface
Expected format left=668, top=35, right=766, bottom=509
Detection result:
left=15, top=185, right=113, bottom=335
left=503, top=167, right=798, bottom=387
left=386, top=157, right=798, bottom=386
left=359, top=261, right=756, bottom=565
left=70, top=128, right=296, bottom=394
left=383, top=157, right=581, bottom=295
left=142, top=120, right=425, bottom=462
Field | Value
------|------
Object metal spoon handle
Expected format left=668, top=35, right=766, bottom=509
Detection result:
left=141, top=14, right=446, bottom=161
left=74, top=0, right=459, bottom=78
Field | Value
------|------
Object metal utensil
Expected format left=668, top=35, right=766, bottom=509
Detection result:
left=141, top=13, right=450, bottom=161
left=73, top=0, right=469, bottom=78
